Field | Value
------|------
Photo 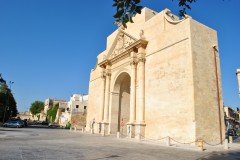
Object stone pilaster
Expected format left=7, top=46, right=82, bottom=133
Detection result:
left=128, top=50, right=137, bottom=138
left=100, top=69, right=106, bottom=122
left=102, top=65, right=111, bottom=135
left=101, top=122, right=109, bottom=136
left=130, top=51, right=137, bottom=123
left=137, top=47, right=146, bottom=123
left=135, top=46, right=146, bottom=140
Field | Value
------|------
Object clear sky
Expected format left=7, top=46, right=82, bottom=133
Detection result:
left=0, top=0, right=239, bottom=112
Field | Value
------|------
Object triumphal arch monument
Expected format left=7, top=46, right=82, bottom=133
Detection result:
left=86, top=8, right=225, bottom=144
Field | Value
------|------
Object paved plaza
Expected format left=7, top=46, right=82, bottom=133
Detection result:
left=0, top=127, right=239, bottom=160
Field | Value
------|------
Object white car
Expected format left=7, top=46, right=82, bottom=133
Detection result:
left=48, top=122, right=59, bottom=128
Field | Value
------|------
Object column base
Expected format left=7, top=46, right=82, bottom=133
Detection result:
left=135, top=123, right=146, bottom=141
left=127, top=122, right=135, bottom=138
left=101, top=122, right=109, bottom=136
left=90, top=129, right=94, bottom=134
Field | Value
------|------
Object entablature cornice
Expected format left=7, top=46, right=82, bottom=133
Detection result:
left=99, top=39, right=148, bottom=68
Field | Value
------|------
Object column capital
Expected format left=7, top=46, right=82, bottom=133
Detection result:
left=129, top=50, right=138, bottom=66
left=130, top=59, right=138, bottom=66
left=101, top=71, right=106, bottom=79
left=105, top=65, right=111, bottom=77
left=105, top=70, right=111, bottom=77
left=137, top=47, right=146, bottom=63
left=137, top=57, right=146, bottom=63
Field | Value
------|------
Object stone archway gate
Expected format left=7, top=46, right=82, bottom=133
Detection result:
left=98, top=29, right=148, bottom=139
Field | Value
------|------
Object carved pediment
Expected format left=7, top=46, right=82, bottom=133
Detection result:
left=99, top=29, right=148, bottom=68
left=104, top=30, right=138, bottom=60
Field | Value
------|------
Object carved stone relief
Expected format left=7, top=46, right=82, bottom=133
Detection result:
left=110, top=33, right=136, bottom=59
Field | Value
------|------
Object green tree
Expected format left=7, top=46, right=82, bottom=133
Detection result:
left=29, top=101, right=44, bottom=116
left=113, top=0, right=196, bottom=28
left=47, top=103, right=59, bottom=122
left=0, top=74, right=18, bottom=122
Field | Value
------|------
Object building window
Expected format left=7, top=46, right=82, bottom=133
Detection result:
left=76, top=105, right=79, bottom=108
left=84, top=106, right=87, bottom=109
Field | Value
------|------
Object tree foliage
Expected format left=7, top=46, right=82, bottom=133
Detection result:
left=0, top=74, right=18, bottom=122
left=29, top=101, right=44, bottom=116
left=113, top=0, right=196, bottom=28
left=47, top=103, right=59, bottom=122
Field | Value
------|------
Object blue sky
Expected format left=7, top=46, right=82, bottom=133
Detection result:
left=0, top=0, right=239, bottom=112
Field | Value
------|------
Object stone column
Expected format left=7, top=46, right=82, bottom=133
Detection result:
left=99, top=69, right=106, bottom=134
left=130, top=51, right=137, bottom=122
left=100, top=69, right=106, bottom=122
left=137, top=47, right=146, bottom=123
left=135, top=46, right=146, bottom=140
left=102, top=65, right=111, bottom=136
left=127, top=50, right=137, bottom=138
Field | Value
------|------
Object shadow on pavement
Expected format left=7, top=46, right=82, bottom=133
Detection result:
left=197, top=151, right=240, bottom=160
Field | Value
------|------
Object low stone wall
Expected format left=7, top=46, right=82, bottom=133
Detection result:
left=71, top=112, right=86, bottom=130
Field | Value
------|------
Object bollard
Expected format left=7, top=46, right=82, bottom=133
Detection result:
left=82, top=128, right=84, bottom=133
left=197, top=139, right=203, bottom=151
left=224, top=139, right=229, bottom=150
left=229, top=136, right=233, bottom=144
left=117, top=132, right=120, bottom=139
left=166, top=137, right=170, bottom=146
left=74, top=126, right=77, bottom=132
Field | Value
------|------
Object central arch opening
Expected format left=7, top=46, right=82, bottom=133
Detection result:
left=110, top=72, right=130, bottom=135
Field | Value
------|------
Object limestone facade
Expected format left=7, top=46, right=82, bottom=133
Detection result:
left=86, top=8, right=225, bottom=144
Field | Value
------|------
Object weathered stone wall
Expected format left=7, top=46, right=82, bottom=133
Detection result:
left=71, top=112, right=87, bottom=129
left=87, top=7, right=225, bottom=144
left=86, top=66, right=103, bottom=132
left=144, top=17, right=195, bottom=142
left=190, top=19, right=225, bottom=143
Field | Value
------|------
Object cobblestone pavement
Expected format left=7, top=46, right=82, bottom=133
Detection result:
left=0, top=127, right=240, bottom=160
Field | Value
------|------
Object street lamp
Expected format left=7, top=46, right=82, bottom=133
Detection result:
left=9, top=81, right=14, bottom=90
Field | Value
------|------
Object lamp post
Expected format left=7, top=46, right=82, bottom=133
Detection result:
left=9, top=81, right=14, bottom=91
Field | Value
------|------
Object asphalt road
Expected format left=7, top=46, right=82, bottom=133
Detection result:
left=0, top=126, right=239, bottom=160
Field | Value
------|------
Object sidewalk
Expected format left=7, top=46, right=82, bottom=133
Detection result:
left=75, top=130, right=240, bottom=153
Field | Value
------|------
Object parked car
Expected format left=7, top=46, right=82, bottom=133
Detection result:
left=3, top=120, right=24, bottom=128
left=42, top=121, right=49, bottom=125
left=48, top=122, right=59, bottom=128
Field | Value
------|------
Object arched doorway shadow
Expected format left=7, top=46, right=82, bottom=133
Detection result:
left=110, top=72, right=130, bottom=136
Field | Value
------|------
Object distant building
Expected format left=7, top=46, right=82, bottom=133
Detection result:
left=224, top=106, right=240, bottom=129
left=57, top=94, right=88, bottom=128
left=44, top=98, right=66, bottom=114
left=69, top=94, right=88, bottom=113
left=17, top=111, right=32, bottom=120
